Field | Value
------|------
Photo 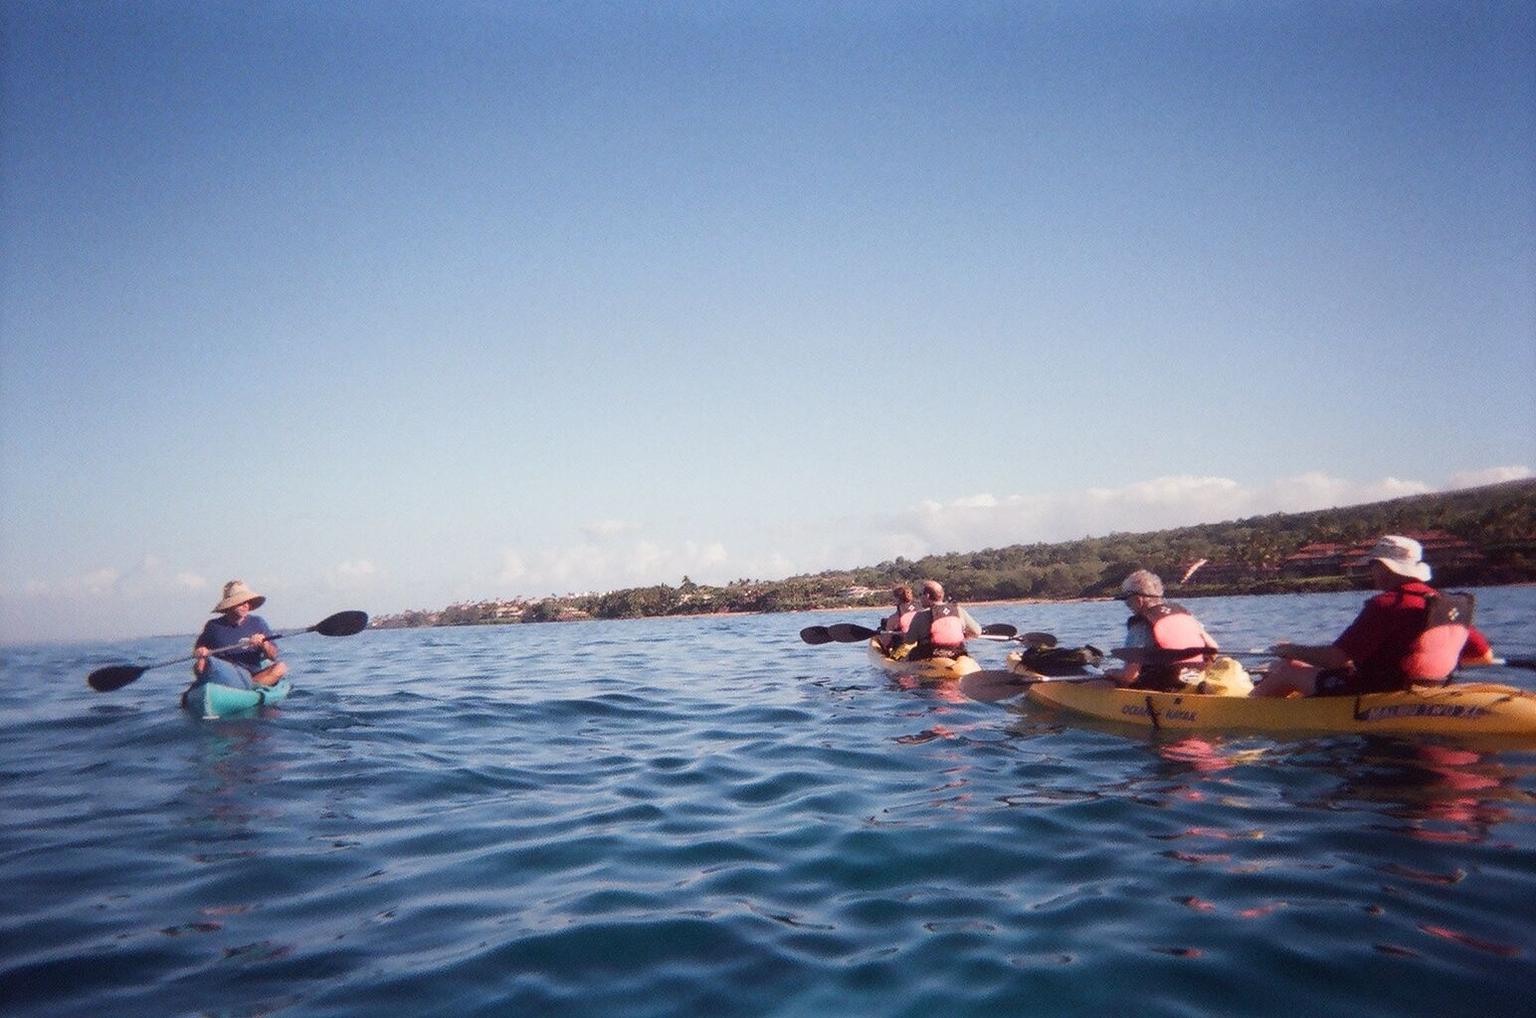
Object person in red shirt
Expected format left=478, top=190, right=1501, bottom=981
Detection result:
left=1253, top=535, right=1495, bottom=697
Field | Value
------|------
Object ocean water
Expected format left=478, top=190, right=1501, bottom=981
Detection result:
left=3, top=588, right=1534, bottom=1018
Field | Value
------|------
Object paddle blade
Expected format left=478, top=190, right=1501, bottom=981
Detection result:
left=87, top=665, right=146, bottom=692
left=313, top=610, right=369, bottom=637
left=800, top=626, right=833, bottom=645
left=1020, top=632, right=1057, bottom=649
left=958, top=669, right=1032, bottom=703
left=981, top=623, right=1018, bottom=637
left=827, top=623, right=879, bottom=642
left=1015, top=645, right=1104, bottom=676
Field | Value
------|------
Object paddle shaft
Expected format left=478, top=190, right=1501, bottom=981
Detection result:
left=1113, top=646, right=1269, bottom=663
left=87, top=610, right=368, bottom=692
left=1120, top=647, right=1536, bottom=670
left=823, top=622, right=1019, bottom=643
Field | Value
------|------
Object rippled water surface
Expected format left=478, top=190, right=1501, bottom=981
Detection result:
left=3, top=589, right=1534, bottom=1017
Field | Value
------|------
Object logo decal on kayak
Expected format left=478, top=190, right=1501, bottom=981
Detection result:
left=1120, top=703, right=1198, bottom=722
left=1356, top=703, right=1492, bottom=723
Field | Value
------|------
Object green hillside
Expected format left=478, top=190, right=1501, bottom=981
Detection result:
left=373, top=478, right=1536, bottom=627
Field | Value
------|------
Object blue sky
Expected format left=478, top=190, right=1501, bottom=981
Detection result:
left=2, top=2, right=1532, bottom=641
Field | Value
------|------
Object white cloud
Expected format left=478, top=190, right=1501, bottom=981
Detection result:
left=495, top=537, right=734, bottom=595
left=330, top=559, right=380, bottom=588
left=581, top=519, right=641, bottom=539
left=1448, top=465, right=1532, bottom=489
left=80, top=568, right=121, bottom=594
left=498, top=552, right=528, bottom=583
left=175, top=572, right=208, bottom=591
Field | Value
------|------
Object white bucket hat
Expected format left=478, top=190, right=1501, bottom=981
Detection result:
left=1367, top=535, right=1432, bottom=582
left=213, top=580, right=266, bottom=613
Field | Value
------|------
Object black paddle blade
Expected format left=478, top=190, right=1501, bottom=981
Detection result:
left=827, top=623, right=879, bottom=642
left=1014, top=645, right=1103, bottom=676
left=314, top=610, right=369, bottom=637
left=957, top=670, right=1033, bottom=703
left=800, top=626, right=833, bottom=645
left=87, top=665, right=147, bottom=692
left=982, top=623, right=1018, bottom=637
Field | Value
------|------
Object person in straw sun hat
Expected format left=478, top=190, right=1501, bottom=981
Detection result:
left=1253, top=535, right=1496, bottom=698
left=189, top=580, right=288, bottom=692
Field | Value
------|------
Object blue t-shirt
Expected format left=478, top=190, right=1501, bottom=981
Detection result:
left=196, top=614, right=276, bottom=673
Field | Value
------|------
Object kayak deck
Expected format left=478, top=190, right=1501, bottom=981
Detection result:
left=1025, top=680, right=1536, bottom=737
left=183, top=678, right=292, bottom=719
left=867, top=639, right=981, bottom=681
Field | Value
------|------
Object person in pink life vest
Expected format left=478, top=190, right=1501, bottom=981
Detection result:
left=1106, top=569, right=1219, bottom=691
left=1253, top=535, right=1495, bottom=698
left=876, top=584, right=918, bottom=652
left=900, top=580, right=983, bottom=661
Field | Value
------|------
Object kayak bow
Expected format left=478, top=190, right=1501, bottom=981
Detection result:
left=182, top=678, right=293, bottom=719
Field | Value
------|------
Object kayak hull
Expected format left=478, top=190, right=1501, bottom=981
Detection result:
left=1025, top=680, right=1536, bottom=737
left=867, top=638, right=981, bottom=681
left=183, top=678, right=292, bottom=719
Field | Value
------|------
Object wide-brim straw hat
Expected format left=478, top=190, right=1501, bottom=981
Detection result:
left=1368, top=535, right=1432, bottom=582
left=213, top=580, right=267, bottom=612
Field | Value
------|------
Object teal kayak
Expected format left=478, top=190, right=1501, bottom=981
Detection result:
left=182, top=678, right=292, bottom=719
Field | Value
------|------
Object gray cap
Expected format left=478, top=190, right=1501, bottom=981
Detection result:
left=1118, top=569, right=1164, bottom=598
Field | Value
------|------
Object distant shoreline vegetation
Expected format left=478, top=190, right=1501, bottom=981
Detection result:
left=370, top=479, right=1536, bottom=629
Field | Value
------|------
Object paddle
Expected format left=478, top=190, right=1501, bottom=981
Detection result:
left=87, top=610, right=370, bottom=692
left=959, top=669, right=1106, bottom=703
left=1111, top=646, right=1270, bottom=664
left=820, top=622, right=1021, bottom=644
left=1113, top=648, right=1536, bottom=679
left=799, top=626, right=835, bottom=645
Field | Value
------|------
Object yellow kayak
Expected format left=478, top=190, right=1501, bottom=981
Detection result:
left=867, top=639, right=981, bottom=681
left=1025, top=680, right=1536, bottom=736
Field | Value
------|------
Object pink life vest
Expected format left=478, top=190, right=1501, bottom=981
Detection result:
left=1126, top=603, right=1209, bottom=690
left=1147, top=604, right=1208, bottom=665
left=1399, top=592, right=1474, bottom=681
left=885, top=606, right=916, bottom=635
left=929, top=602, right=967, bottom=647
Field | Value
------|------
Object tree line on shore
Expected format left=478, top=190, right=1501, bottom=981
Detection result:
left=371, top=478, right=1536, bottom=629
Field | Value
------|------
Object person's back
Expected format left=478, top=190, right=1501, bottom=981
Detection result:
left=1254, top=536, right=1494, bottom=698
left=904, top=581, right=980, bottom=660
left=1326, top=582, right=1482, bottom=693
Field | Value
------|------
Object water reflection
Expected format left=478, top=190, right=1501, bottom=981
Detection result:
left=183, top=720, right=284, bottom=863
left=1330, top=740, right=1531, bottom=843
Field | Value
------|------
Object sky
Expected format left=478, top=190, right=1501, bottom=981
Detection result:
left=2, top=2, right=1532, bottom=642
